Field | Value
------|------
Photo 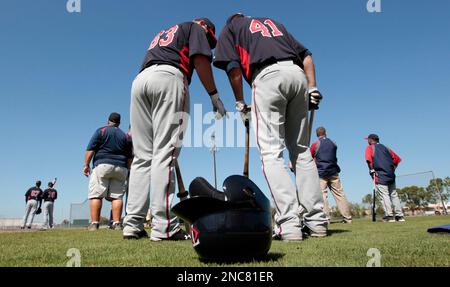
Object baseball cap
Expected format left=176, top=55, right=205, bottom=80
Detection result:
left=108, top=112, right=121, bottom=124
left=364, top=134, right=379, bottom=141
left=48, top=182, right=54, bottom=187
left=195, top=17, right=217, bottom=49
left=226, top=13, right=245, bottom=25
left=36, top=180, right=41, bottom=186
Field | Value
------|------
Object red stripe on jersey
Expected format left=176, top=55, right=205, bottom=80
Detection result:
left=235, top=45, right=251, bottom=81
left=179, top=46, right=191, bottom=78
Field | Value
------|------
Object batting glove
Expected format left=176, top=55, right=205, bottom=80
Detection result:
left=235, top=100, right=251, bottom=123
left=210, top=92, right=227, bottom=119
left=369, top=169, right=377, bottom=178
left=308, top=87, right=323, bottom=110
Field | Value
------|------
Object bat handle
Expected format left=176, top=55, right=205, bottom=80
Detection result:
left=308, top=110, right=315, bottom=146
left=243, top=119, right=250, bottom=178
left=177, top=192, right=189, bottom=199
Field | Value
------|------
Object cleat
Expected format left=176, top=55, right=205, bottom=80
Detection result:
left=123, top=229, right=148, bottom=240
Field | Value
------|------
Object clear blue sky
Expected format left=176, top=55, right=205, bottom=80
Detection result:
left=1, top=0, right=449, bottom=223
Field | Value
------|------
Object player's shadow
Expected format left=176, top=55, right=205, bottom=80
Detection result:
left=327, top=229, right=350, bottom=236
left=198, top=252, right=285, bottom=264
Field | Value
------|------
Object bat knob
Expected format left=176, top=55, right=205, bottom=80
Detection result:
left=177, top=191, right=189, bottom=199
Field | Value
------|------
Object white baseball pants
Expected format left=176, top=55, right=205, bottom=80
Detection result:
left=43, top=201, right=54, bottom=228
left=123, top=65, right=189, bottom=239
left=376, top=183, right=404, bottom=217
left=251, top=61, right=328, bottom=238
left=22, top=199, right=38, bottom=228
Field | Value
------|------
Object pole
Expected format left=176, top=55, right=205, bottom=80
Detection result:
left=431, top=171, right=448, bottom=215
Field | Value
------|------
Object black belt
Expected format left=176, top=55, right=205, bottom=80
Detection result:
left=251, top=58, right=297, bottom=83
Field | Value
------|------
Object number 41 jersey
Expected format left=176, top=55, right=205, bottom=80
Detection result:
left=213, top=16, right=312, bottom=85
left=139, top=22, right=212, bottom=83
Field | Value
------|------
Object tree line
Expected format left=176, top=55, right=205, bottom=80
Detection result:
left=329, top=177, right=450, bottom=218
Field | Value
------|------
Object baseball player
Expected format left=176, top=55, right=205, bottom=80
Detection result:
left=311, top=127, right=352, bottom=223
left=21, top=181, right=43, bottom=229
left=42, top=181, right=58, bottom=229
left=213, top=13, right=328, bottom=241
left=123, top=18, right=226, bottom=241
left=84, top=112, right=133, bottom=231
left=365, top=134, right=405, bottom=222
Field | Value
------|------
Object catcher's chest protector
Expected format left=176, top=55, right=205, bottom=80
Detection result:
left=172, top=175, right=272, bottom=260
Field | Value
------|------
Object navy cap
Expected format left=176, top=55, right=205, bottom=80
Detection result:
left=226, top=13, right=245, bottom=25
left=195, top=17, right=217, bottom=49
left=108, top=112, right=121, bottom=124
left=364, top=134, right=379, bottom=141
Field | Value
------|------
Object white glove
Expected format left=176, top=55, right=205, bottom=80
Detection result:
left=210, top=92, right=227, bottom=119
left=235, top=100, right=251, bottom=123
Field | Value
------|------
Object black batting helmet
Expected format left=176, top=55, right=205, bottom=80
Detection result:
left=172, top=175, right=272, bottom=260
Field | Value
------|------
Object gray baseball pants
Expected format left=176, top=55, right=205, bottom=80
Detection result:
left=251, top=60, right=328, bottom=239
left=22, top=199, right=38, bottom=228
left=376, top=183, right=404, bottom=217
left=43, top=201, right=54, bottom=228
left=123, top=64, right=189, bottom=239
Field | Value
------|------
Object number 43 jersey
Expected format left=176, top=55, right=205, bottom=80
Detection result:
left=139, top=22, right=212, bottom=83
left=213, top=16, right=312, bottom=85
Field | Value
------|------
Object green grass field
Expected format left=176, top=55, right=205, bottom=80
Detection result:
left=1, top=216, right=449, bottom=267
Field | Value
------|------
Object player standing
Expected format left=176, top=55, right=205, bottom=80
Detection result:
left=213, top=14, right=327, bottom=240
left=42, top=180, right=58, bottom=229
left=21, top=181, right=43, bottom=229
left=123, top=18, right=226, bottom=241
left=310, top=127, right=352, bottom=223
left=365, top=134, right=405, bottom=222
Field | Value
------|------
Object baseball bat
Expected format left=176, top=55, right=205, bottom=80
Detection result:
left=52, top=177, right=57, bottom=187
left=308, top=110, right=315, bottom=146
left=372, top=177, right=377, bottom=222
left=243, top=118, right=250, bottom=178
left=174, top=159, right=190, bottom=234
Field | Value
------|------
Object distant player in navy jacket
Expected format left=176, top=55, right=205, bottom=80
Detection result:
left=365, top=134, right=405, bottom=222
left=83, top=113, right=133, bottom=231
left=311, top=127, right=352, bottom=223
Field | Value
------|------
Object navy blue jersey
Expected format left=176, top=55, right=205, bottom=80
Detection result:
left=25, top=187, right=43, bottom=201
left=213, top=16, right=311, bottom=84
left=86, top=126, right=133, bottom=168
left=372, top=144, right=396, bottom=185
left=365, top=143, right=401, bottom=185
left=140, top=22, right=212, bottom=83
left=43, top=188, right=58, bottom=202
left=311, top=137, right=341, bottom=178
